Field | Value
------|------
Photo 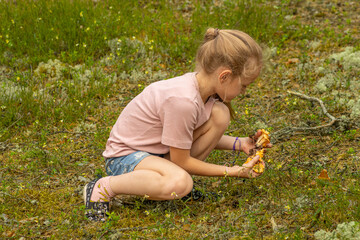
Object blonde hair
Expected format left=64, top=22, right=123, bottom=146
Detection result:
left=195, top=28, right=263, bottom=118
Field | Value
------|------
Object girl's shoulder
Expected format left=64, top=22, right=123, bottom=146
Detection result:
left=139, top=72, right=200, bottom=107
left=147, top=72, right=198, bottom=96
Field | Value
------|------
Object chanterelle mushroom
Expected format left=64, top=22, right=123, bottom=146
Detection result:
left=255, top=129, right=270, bottom=148
left=245, top=129, right=271, bottom=174
left=244, top=148, right=265, bottom=173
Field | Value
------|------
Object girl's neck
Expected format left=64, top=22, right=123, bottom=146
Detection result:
left=195, top=71, right=216, bottom=103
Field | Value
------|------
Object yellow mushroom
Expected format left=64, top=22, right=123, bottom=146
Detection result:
left=243, top=129, right=271, bottom=174
left=244, top=149, right=265, bottom=173
left=255, top=129, right=270, bottom=148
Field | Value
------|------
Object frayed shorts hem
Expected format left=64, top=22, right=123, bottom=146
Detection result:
left=105, top=151, right=164, bottom=176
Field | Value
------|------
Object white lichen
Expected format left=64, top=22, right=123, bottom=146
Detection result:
left=316, top=66, right=327, bottom=75
left=32, top=88, right=53, bottom=103
left=330, top=47, right=360, bottom=71
left=349, top=99, right=360, bottom=118
left=309, top=41, right=321, bottom=50
left=118, top=68, right=167, bottom=83
left=0, top=79, right=29, bottom=100
left=312, top=45, right=360, bottom=125
left=34, top=59, right=67, bottom=80
left=107, top=37, right=146, bottom=59
left=314, top=73, right=339, bottom=93
left=314, top=221, right=360, bottom=240
left=270, top=47, right=278, bottom=57
left=71, top=67, right=92, bottom=86
left=295, top=196, right=309, bottom=209
left=253, top=120, right=268, bottom=130
left=73, top=122, right=97, bottom=133
left=349, top=78, right=360, bottom=92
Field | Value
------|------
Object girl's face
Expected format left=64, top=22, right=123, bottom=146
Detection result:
left=219, top=75, right=255, bottom=102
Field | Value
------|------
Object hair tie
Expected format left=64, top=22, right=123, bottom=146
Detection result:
left=214, top=28, right=220, bottom=36
left=232, top=137, right=241, bottom=166
left=233, top=137, right=241, bottom=155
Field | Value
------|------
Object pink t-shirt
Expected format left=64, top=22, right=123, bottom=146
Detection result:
left=102, top=72, right=216, bottom=158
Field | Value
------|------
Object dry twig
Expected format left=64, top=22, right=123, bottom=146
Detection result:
left=272, top=91, right=340, bottom=143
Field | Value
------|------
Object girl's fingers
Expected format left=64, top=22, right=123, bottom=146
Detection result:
left=247, top=155, right=260, bottom=167
left=252, top=130, right=261, bottom=140
left=260, top=160, right=266, bottom=168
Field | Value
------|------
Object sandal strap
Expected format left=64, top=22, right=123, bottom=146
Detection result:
left=84, top=178, right=110, bottom=221
left=85, top=178, right=100, bottom=208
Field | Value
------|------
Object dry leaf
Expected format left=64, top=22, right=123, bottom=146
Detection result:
left=286, top=58, right=300, bottom=65
left=5, top=231, right=15, bottom=237
left=318, top=169, right=330, bottom=180
left=270, top=217, right=279, bottom=233
left=86, top=116, right=97, bottom=122
left=183, top=224, right=191, bottom=231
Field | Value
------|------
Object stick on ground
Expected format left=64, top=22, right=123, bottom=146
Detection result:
left=272, top=91, right=340, bottom=143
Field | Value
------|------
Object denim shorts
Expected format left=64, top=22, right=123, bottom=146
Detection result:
left=105, top=151, right=164, bottom=176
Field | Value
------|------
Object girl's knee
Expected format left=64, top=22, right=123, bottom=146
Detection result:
left=163, top=171, right=193, bottom=198
left=210, top=102, right=230, bottom=130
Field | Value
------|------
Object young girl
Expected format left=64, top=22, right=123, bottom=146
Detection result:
left=84, top=28, right=270, bottom=221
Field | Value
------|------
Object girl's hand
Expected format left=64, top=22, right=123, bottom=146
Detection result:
left=240, top=130, right=272, bottom=154
left=227, top=155, right=265, bottom=178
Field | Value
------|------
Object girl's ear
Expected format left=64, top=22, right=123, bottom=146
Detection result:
left=218, top=69, right=232, bottom=84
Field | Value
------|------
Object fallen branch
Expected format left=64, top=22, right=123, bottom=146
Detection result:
left=288, top=90, right=337, bottom=124
left=272, top=91, right=340, bottom=143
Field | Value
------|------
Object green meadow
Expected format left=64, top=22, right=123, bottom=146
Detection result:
left=1, top=0, right=359, bottom=239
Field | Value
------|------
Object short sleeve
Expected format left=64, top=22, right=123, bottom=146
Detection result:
left=159, top=97, right=198, bottom=149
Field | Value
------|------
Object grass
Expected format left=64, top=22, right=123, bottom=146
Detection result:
left=0, top=0, right=285, bottom=68
left=1, top=0, right=360, bottom=239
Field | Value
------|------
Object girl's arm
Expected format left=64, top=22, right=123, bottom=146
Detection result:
left=215, top=135, right=246, bottom=151
left=170, top=147, right=262, bottom=178
left=215, top=135, right=255, bottom=155
left=215, top=131, right=272, bottom=154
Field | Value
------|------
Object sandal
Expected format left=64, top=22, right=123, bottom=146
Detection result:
left=182, top=188, right=223, bottom=201
left=182, top=188, right=204, bottom=201
left=83, top=178, right=110, bottom=221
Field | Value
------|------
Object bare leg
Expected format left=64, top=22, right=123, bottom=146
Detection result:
left=191, top=102, right=230, bottom=160
left=108, top=155, right=193, bottom=200
left=85, top=102, right=230, bottom=219
left=108, top=102, right=229, bottom=201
